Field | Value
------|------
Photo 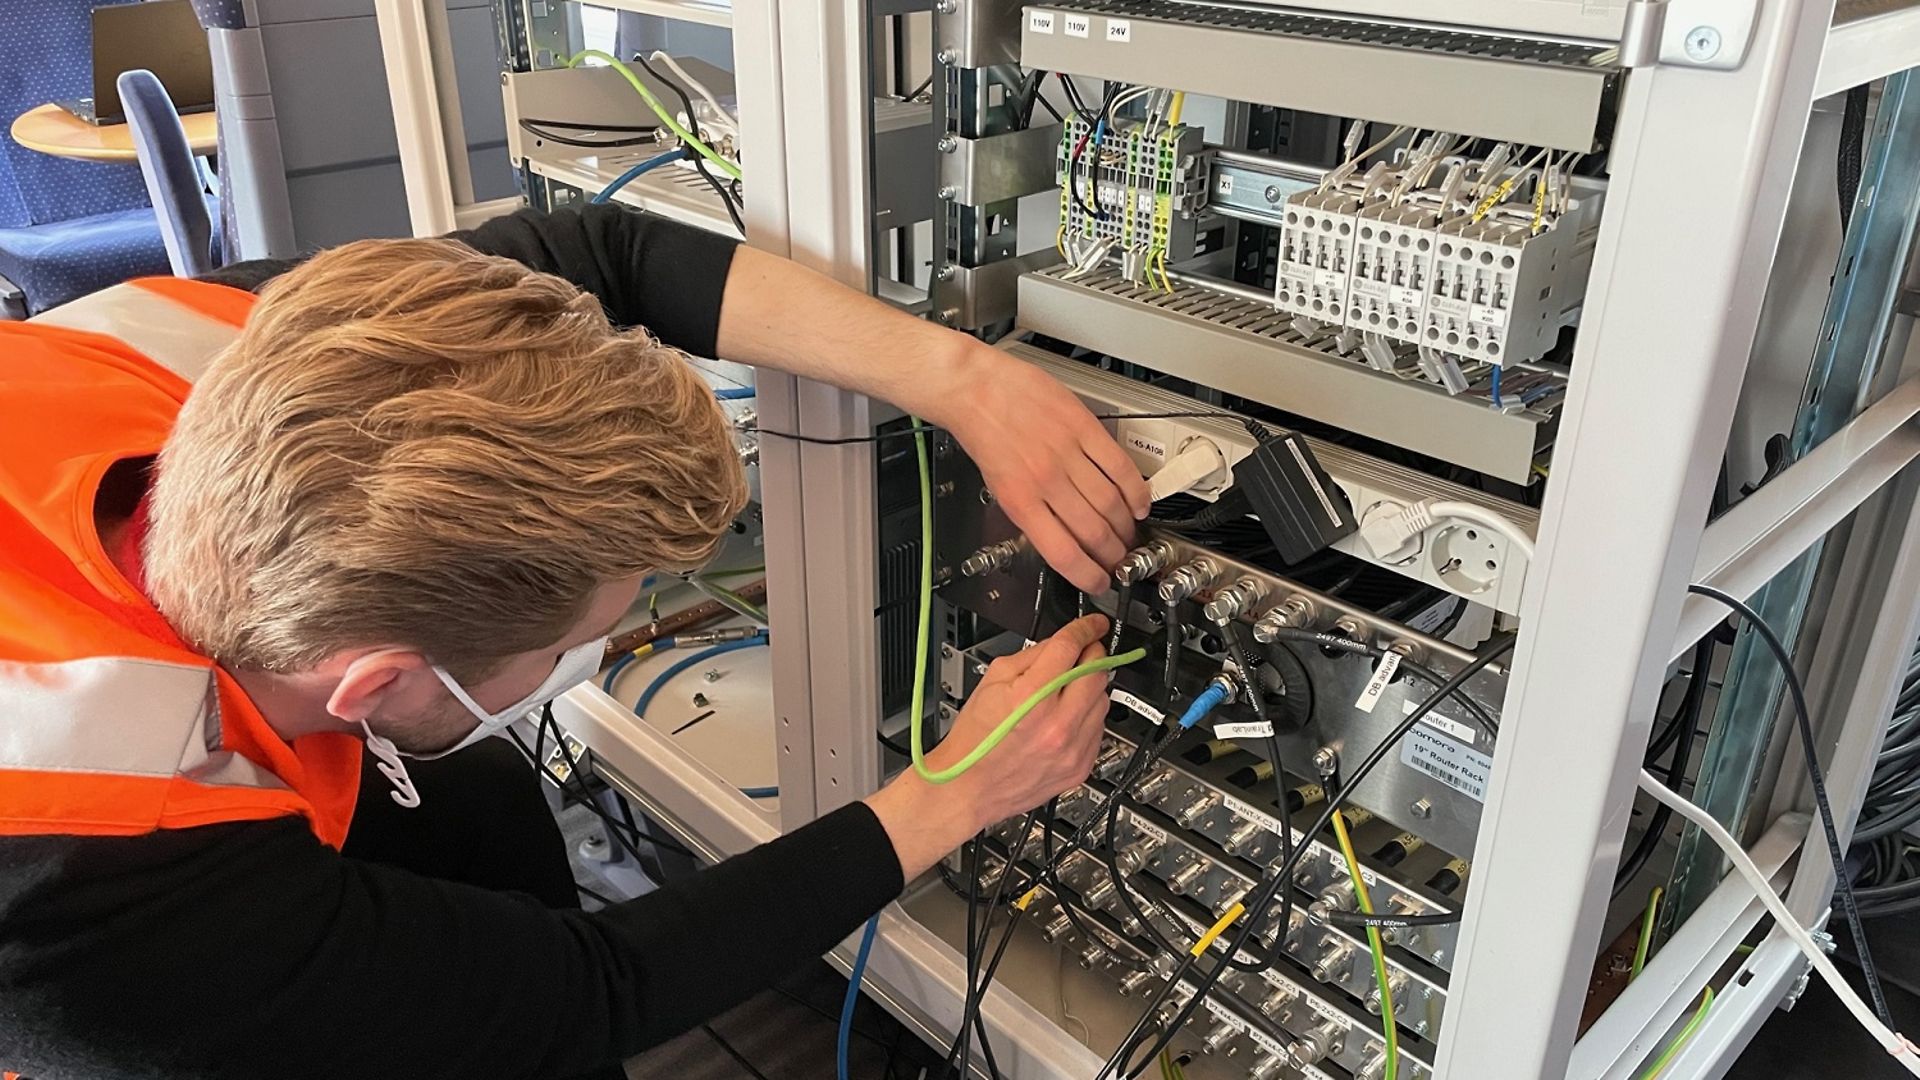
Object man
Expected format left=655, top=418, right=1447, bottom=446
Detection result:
left=0, top=205, right=1150, bottom=1078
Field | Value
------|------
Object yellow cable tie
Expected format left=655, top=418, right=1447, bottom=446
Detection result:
left=1190, top=902, right=1246, bottom=957
left=1013, top=887, right=1042, bottom=912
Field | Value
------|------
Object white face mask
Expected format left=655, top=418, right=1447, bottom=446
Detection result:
left=361, top=636, right=610, bottom=808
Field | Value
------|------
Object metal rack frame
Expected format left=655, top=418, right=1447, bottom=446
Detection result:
left=376, top=0, right=1920, bottom=1074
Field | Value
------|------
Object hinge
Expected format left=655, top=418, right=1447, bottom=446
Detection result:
left=1619, top=0, right=1759, bottom=71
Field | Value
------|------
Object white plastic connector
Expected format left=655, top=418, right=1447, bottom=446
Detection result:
left=1146, top=437, right=1230, bottom=503
left=1357, top=499, right=1538, bottom=562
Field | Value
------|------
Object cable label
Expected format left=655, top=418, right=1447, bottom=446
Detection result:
left=1222, top=795, right=1289, bottom=840
left=1400, top=726, right=1493, bottom=802
left=1214, top=721, right=1274, bottom=739
left=1064, top=13, right=1091, bottom=37
left=1111, top=688, right=1165, bottom=724
left=1406, top=696, right=1477, bottom=745
left=1028, top=10, right=1055, bottom=33
left=1122, top=809, right=1168, bottom=845
left=1104, top=18, right=1132, bottom=42
left=1355, top=651, right=1402, bottom=713
left=1124, top=431, right=1168, bottom=461
left=1203, top=998, right=1246, bottom=1031
left=1242, top=1024, right=1287, bottom=1058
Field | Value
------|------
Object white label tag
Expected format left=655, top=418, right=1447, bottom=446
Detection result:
left=1244, top=1025, right=1286, bottom=1057
left=1124, top=809, right=1168, bottom=844
left=1222, top=796, right=1288, bottom=838
left=1125, top=432, right=1168, bottom=461
left=1406, top=697, right=1478, bottom=744
left=1064, top=13, right=1091, bottom=37
left=1313, top=269, right=1346, bottom=295
left=1302, top=993, right=1349, bottom=1028
left=1204, top=999, right=1245, bottom=1030
left=1105, top=18, right=1132, bottom=42
left=1391, top=285, right=1425, bottom=310
left=1111, top=688, right=1165, bottom=724
left=1355, top=652, right=1401, bottom=713
left=1216, top=173, right=1234, bottom=196
left=1401, top=726, right=1494, bottom=802
left=1028, top=9, right=1055, bottom=33
left=1470, top=302, right=1509, bottom=329
left=1214, top=721, right=1275, bottom=739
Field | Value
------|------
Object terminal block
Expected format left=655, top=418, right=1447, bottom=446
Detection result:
left=1423, top=206, right=1581, bottom=367
left=1056, top=113, right=1207, bottom=287
left=1347, top=194, right=1447, bottom=347
left=1273, top=181, right=1366, bottom=323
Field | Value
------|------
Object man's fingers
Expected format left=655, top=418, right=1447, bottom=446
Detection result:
left=1046, top=485, right=1128, bottom=574
left=1066, top=453, right=1137, bottom=554
left=1054, top=637, right=1112, bottom=721
left=1001, top=492, right=1110, bottom=594
left=1080, top=424, right=1153, bottom=521
left=1016, top=614, right=1110, bottom=691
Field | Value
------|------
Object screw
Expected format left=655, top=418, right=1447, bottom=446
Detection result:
left=936, top=135, right=958, bottom=153
left=936, top=307, right=959, bottom=325
left=935, top=264, right=956, bottom=281
left=986, top=588, right=1001, bottom=602
left=940, top=643, right=956, bottom=659
left=1263, top=184, right=1282, bottom=204
left=1410, top=798, right=1433, bottom=819
left=703, top=669, right=722, bottom=683
left=691, top=692, right=709, bottom=708
left=935, top=0, right=958, bottom=12
left=936, top=185, right=957, bottom=200
left=1312, top=746, right=1339, bottom=778
left=936, top=47, right=957, bottom=65
left=1684, top=25, right=1722, bottom=62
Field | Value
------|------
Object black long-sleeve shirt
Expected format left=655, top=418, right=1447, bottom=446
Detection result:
left=0, top=206, right=905, bottom=1079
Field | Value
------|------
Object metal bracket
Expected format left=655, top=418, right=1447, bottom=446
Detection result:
left=936, top=124, right=1062, bottom=206
left=931, top=251, right=1057, bottom=330
left=1621, top=0, right=1761, bottom=70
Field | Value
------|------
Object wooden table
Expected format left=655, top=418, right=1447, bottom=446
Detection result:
left=10, top=103, right=217, bottom=163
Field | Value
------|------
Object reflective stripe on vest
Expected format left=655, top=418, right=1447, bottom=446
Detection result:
left=30, top=279, right=244, bottom=381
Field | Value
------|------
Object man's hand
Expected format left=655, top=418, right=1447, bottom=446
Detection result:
left=928, top=348, right=1151, bottom=594
left=866, top=615, right=1115, bottom=881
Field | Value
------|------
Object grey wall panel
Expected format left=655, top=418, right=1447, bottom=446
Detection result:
left=287, top=162, right=411, bottom=250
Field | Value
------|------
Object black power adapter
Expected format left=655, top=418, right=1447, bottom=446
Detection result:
left=1231, top=421, right=1356, bottom=563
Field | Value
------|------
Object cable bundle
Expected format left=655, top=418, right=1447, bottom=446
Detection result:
left=1849, top=646, right=1920, bottom=918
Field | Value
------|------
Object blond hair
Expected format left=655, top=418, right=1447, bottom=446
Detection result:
left=147, top=237, right=748, bottom=679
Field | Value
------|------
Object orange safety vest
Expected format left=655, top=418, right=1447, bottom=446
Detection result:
left=0, top=279, right=360, bottom=848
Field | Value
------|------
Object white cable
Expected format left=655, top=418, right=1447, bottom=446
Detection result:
left=1636, top=768, right=1920, bottom=1074
left=649, top=51, right=738, bottom=136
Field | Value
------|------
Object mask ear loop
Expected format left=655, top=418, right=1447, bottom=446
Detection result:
left=359, top=718, right=421, bottom=808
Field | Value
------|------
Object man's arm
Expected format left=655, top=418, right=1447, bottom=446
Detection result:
left=1, top=804, right=900, bottom=1079
left=712, top=247, right=1151, bottom=592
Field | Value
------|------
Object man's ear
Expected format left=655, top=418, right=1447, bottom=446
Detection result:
left=325, top=648, right=433, bottom=724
